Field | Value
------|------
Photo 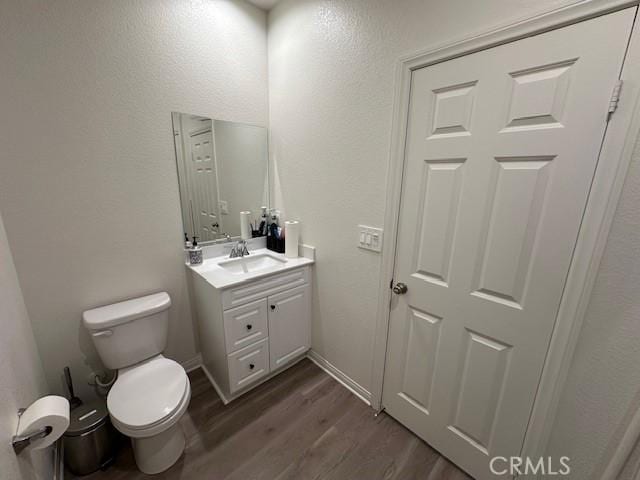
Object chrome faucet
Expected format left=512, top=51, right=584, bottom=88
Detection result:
left=229, top=240, right=250, bottom=258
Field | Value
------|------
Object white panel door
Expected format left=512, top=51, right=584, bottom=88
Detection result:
left=188, top=128, right=219, bottom=242
left=382, top=10, right=635, bottom=480
left=268, top=285, right=311, bottom=371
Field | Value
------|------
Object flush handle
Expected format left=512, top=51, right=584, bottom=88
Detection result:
left=392, top=282, right=408, bottom=295
left=92, top=330, right=113, bottom=338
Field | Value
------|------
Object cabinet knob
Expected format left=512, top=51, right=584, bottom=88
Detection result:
left=249, top=363, right=255, bottom=370
left=270, top=305, right=276, bottom=311
left=246, top=324, right=252, bottom=330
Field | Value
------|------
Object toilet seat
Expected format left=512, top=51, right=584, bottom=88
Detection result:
left=107, top=355, right=190, bottom=438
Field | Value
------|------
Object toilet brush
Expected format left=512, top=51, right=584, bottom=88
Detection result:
left=64, top=366, right=83, bottom=410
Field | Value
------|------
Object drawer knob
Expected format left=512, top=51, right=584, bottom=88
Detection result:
left=249, top=363, right=255, bottom=370
left=270, top=305, right=276, bottom=311
left=246, top=324, right=252, bottom=330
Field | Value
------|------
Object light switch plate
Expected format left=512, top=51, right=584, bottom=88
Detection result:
left=358, top=225, right=383, bottom=252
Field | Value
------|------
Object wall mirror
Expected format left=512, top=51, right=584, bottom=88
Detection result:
left=172, top=112, right=269, bottom=244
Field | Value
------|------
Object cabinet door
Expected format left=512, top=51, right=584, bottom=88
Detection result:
left=223, top=298, right=268, bottom=353
left=268, top=284, right=310, bottom=371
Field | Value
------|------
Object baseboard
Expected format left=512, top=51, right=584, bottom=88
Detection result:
left=188, top=349, right=372, bottom=407
left=181, top=353, right=203, bottom=373
left=201, top=355, right=308, bottom=405
left=200, top=364, right=231, bottom=404
left=306, top=350, right=371, bottom=406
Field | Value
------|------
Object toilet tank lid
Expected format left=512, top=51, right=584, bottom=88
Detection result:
left=82, top=292, right=171, bottom=329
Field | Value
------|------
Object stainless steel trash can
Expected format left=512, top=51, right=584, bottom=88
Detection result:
left=63, top=400, right=119, bottom=476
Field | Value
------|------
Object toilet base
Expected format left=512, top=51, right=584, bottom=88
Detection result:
left=131, top=423, right=186, bottom=474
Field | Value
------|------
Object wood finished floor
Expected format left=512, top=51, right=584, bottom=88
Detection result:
left=79, top=359, right=471, bottom=480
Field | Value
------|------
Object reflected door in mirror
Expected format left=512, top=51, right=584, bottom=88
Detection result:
left=172, top=112, right=269, bottom=244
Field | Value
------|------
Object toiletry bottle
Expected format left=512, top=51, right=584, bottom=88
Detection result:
left=184, top=233, right=192, bottom=249
left=266, top=213, right=272, bottom=247
left=270, top=212, right=278, bottom=238
left=259, top=206, right=268, bottom=236
left=268, top=212, right=282, bottom=252
left=266, top=212, right=275, bottom=251
left=189, top=236, right=203, bottom=265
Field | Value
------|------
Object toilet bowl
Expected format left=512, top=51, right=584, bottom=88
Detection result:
left=83, top=292, right=190, bottom=474
left=108, top=355, right=191, bottom=474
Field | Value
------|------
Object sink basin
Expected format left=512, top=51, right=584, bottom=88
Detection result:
left=217, top=253, right=287, bottom=275
left=187, top=247, right=313, bottom=289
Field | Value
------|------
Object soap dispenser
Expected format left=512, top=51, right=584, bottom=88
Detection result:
left=188, top=236, right=203, bottom=265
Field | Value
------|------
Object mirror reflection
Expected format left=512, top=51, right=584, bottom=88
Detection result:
left=172, top=112, right=269, bottom=244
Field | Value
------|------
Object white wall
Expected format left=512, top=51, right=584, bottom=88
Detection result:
left=544, top=139, right=640, bottom=478
left=0, top=210, right=51, bottom=480
left=268, top=0, right=578, bottom=396
left=0, top=0, right=268, bottom=399
left=3, top=0, right=639, bottom=476
left=268, top=0, right=640, bottom=477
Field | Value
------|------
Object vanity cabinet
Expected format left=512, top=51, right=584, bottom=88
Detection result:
left=189, top=264, right=312, bottom=403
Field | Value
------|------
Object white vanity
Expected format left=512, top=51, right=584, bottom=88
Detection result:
left=173, top=112, right=310, bottom=403
left=187, top=247, right=313, bottom=404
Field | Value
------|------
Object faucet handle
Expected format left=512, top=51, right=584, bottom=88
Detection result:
left=228, top=239, right=249, bottom=258
left=240, top=239, right=249, bottom=255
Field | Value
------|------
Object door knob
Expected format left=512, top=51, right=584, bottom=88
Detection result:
left=393, top=282, right=408, bottom=295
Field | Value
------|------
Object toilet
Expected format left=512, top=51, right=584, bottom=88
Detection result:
left=82, top=292, right=191, bottom=474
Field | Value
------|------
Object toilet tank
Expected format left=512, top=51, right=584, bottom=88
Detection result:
left=82, top=292, right=171, bottom=370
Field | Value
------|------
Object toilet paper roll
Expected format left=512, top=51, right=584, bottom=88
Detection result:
left=16, top=395, right=70, bottom=452
left=285, top=220, right=300, bottom=258
left=240, top=211, right=252, bottom=240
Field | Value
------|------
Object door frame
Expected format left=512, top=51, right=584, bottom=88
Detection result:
left=370, top=0, right=640, bottom=465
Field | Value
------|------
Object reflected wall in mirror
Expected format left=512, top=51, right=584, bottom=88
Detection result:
left=172, top=112, right=269, bottom=244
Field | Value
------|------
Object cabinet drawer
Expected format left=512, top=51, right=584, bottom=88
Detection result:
left=223, top=299, right=268, bottom=353
left=227, top=338, right=269, bottom=393
left=222, top=266, right=310, bottom=310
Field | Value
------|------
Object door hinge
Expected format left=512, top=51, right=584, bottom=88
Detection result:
left=389, top=278, right=394, bottom=290
left=608, top=80, right=623, bottom=115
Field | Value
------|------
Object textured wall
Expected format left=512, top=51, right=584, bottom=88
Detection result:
left=268, top=0, right=640, bottom=477
left=3, top=0, right=640, bottom=477
left=545, top=140, right=640, bottom=478
left=0, top=210, right=51, bottom=480
left=0, top=0, right=268, bottom=399
left=268, top=0, right=577, bottom=396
